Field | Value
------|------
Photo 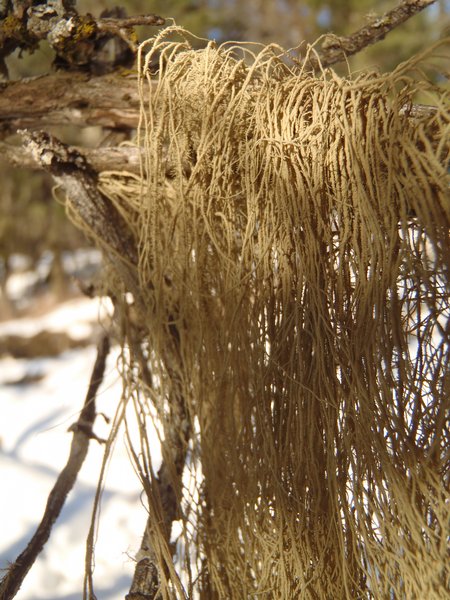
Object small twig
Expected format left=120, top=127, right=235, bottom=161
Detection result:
left=0, top=333, right=111, bottom=600
left=316, top=0, right=437, bottom=68
left=97, top=15, right=166, bottom=48
left=96, top=15, right=167, bottom=53
left=98, top=16, right=166, bottom=29
left=126, top=452, right=187, bottom=600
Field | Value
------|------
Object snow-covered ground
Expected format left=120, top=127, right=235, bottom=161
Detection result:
left=0, top=295, right=160, bottom=600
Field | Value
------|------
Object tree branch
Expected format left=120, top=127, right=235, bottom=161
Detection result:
left=1, top=140, right=142, bottom=173
left=0, top=1, right=164, bottom=74
left=316, top=0, right=437, bottom=68
left=0, top=1, right=439, bottom=134
left=21, top=129, right=138, bottom=267
left=97, top=15, right=168, bottom=48
left=0, top=72, right=140, bottom=131
left=0, top=69, right=439, bottom=140
left=19, top=135, right=190, bottom=599
left=119, top=306, right=190, bottom=600
left=0, top=333, right=111, bottom=600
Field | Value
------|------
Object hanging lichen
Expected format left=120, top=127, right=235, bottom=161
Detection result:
left=95, top=27, right=450, bottom=599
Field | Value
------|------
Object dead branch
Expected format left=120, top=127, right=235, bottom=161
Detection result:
left=21, top=130, right=138, bottom=268
left=0, top=0, right=440, bottom=135
left=114, top=316, right=190, bottom=599
left=0, top=72, right=140, bottom=131
left=0, top=53, right=441, bottom=137
left=317, top=0, right=437, bottom=68
left=1, top=140, right=142, bottom=173
left=97, top=15, right=168, bottom=49
left=0, top=333, right=111, bottom=600
left=98, top=16, right=167, bottom=29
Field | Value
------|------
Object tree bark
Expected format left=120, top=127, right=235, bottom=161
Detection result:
left=0, top=1, right=164, bottom=75
left=0, top=72, right=140, bottom=131
left=1, top=140, right=142, bottom=173
left=20, top=129, right=140, bottom=306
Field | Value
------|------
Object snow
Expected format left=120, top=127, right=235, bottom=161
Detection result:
left=0, top=296, right=161, bottom=599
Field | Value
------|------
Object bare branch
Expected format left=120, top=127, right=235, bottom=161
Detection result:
left=1, top=141, right=142, bottom=173
left=97, top=15, right=167, bottom=51
left=0, top=333, right=111, bottom=600
left=317, top=0, right=437, bottom=68
left=99, top=16, right=167, bottom=29
left=0, top=72, right=140, bottom=131
left=20, top=130, right=138, bottom=268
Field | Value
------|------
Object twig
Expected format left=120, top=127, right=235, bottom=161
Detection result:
left=98, top=15, right=166, bottom=51
left=316, top=0, right=437, bottom=68
left=99, top=16, right=166, bottom=29
left=0, top=333, right=111, bottom=600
